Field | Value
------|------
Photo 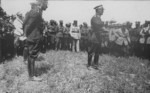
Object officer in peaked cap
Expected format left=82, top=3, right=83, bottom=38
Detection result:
left=94, top=5, right=104, bottom=15
left=23, top=0, right=48, bottom=81
left=36, top=0, right=48, bottom=11
left=87, top=4, right=105, bottom=70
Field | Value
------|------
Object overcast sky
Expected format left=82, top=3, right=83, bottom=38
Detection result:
left=1, top=0, right=150, bottom=26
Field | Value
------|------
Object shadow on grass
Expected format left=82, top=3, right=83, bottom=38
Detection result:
left=36, top=56, right=45, bottom=61
left=35, top=63, right=53, bottom=76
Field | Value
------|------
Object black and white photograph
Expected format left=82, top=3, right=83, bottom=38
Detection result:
left=0, top=0, right=150, bottom=92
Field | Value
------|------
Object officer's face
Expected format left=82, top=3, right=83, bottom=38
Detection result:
left=96, top=8, right=104, bottom=16
left=41, top=3, right=48, bottom=11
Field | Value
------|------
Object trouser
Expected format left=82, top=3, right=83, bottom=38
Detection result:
left=0, top=38, right=2, bottom=63
left=55, top=37, right=63, bottom=50
left=72, top=38, right=80, bottom=52
left=23, top=40, right=28, bottom=61
left=80, top=38, right=88, bottom=51
left=144, top=44, right=150, bottom=59
left=14, top=35, right=20, bottom=57
left=87, top=42, right=101, bottom=66
left=131, top=41, right=139, bottom=56
left=64, top=34, right=70, bottom=50
left=26, top=40, right=42, bottom=77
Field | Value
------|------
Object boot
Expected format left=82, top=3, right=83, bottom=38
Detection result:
left=93, top=53, right=99, bottom=70
left=88, top=53, right=92, bottom=67
left=23, top=47, right=28, bottom=63
left=28, top=57, right=35, bottom=78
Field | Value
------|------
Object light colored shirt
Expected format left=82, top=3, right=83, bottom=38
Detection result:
left=70, top=26, right=81, bottom=39
left=13, top=16, right=23, bottom=36
left=114, top=28, right=130, bottom=46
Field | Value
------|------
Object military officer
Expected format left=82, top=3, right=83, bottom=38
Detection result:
left=23, top=0, right=48, bottom=81
left=87, top=5, right=104, bottom=70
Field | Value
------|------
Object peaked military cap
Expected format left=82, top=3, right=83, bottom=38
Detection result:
left=94, top=5, right=104, bottom=10
left=30, top=1, right=40, bottom=6
left=36, top=0, right=48, bottom=4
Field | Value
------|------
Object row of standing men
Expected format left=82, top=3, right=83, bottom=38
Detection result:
left=1, top=15, right=150, bottom=63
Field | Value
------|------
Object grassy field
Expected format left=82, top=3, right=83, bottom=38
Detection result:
left=0, top=50, right=150, bottom=93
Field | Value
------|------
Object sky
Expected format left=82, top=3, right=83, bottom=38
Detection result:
left=1, top=0, right=150, bottom=26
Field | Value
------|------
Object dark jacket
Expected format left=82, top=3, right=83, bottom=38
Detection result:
left=23, top=9, right=43, bottom=42
left=89, top=15, right=104, bottom=43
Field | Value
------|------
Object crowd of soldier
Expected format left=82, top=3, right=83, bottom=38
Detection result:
left=1, top=7, right=150, bottom=64
left=42, top=20, right=150, bottom=59
left=42, top=19, right=90, bottom=52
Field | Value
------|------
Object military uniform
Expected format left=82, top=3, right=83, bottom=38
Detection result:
left=55, top=21, right=65, bottom=50
left=64, top=23, right=71, bottom=50
left=113, top=27, right=131, bottom=56
left=80, top=23, right=89, bottom=51
left=23, top=6, right=44, bottom=78
left=0, top=25, right=2, bottom=63
left=139, top=25, right=149, bottom=58
left=130, top=23, right=141, bottom=56
left=87, top=5, right=104, bottom=69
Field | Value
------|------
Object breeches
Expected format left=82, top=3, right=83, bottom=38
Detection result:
left=87, top=42, right=101, bottom=65
left=26, top=40, right=42, bottom=77
left=26, top=40, right=42, bottom=59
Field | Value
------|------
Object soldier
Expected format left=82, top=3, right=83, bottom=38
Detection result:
left=55, top=20, right=65, bottom=50
left=87, top=5, right=105, bottom=69
left=23, top=0, right=48, bottom=81
left=64, top=23, right=71, bottom=50
left=140, top=22, right=150, bottom=59
left=130, top=21, right=141, bottom=56
left=0, top=18, right=3, bottom=63
left=139, top=23, right=149, bottom=58
left=13, top=12, right=24, bottom=57
left=145, top=23, right=150, bottom=60
left=80, top=22, right=89, bottom=51
left=23, top=2, right=40, bottom=64
left=113, top=24, right=131, bottom=56
left=70, top=20, right=81, bottom=52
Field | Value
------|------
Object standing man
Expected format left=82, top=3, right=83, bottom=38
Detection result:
left=64, top=23, right=71, bottom=50
left=13, top=12, right=23, bottom=57
left=70, top=20, right=81, bottom=52
left=80, top=22, right=89, bottom=52
left=55, top=20, right=65, bottom=50
left=23, top=0, right=48, bottom=81
left=87, top=5, right=104, bottom=69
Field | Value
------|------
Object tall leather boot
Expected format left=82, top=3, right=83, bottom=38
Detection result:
left=28, top=57, right=35, bottom=78
left=88, top=53, right=92, bottom=67
left=94, top=53, right=99, bottom=66
left=23, top=47, right=28, bottom=62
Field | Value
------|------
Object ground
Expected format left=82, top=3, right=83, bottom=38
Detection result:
left=0, top=50, right=150, bottom=93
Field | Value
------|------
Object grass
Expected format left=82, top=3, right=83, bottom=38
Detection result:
left=0, top=50, right=150, bottom=93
